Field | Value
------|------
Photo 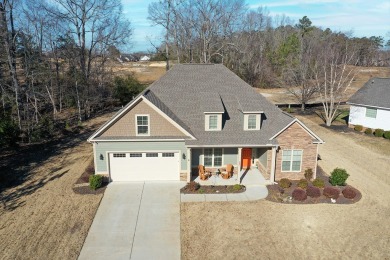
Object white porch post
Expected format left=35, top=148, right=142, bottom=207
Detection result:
left=237, top=148, right=242, bottom=183
left=270, top=146, right=277, bottom=183
left=186, top=148, right=191, bottom=183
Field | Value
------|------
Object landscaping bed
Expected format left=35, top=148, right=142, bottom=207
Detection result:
left=72, top=161, right=108, bottom=195
left=181, top=182, right=246, bottom=194
left=266, top=167, right=361, bottom=204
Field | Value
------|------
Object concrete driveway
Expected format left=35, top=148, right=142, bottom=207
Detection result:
left=78, top=182, right=183, bottom=260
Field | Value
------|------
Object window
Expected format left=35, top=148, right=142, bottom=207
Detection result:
left=365, top=108, right=377, bottom=118
left=209, top=115, right=218, bottom=130
left=248, top=115, right=257, bottom=129
left=130, top=153, right=142, bottom=157
left=162, top=153, right=175, bottom=157
left=146, top=153, right=158, bottom=157
left=203, top=148, right=223, bottom=167
left=113, top=153, right=126, bottom=158
left=136, top=115, right=149, bottom=135
left=205, top=114, right=222, bottom=131
left=281, top=149, right=302, bottom=172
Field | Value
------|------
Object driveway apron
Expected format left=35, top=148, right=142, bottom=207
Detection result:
left=78, top=182, right=183, bottom=260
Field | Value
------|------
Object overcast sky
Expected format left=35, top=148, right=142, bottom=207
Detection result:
left=122, top=0, right=390, bottom=52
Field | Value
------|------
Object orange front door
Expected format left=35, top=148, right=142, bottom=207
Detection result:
left=241, top=148, right=252, bottom=169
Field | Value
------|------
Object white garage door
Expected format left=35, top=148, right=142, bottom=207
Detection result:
left=109, top=152, right=180, bottom=181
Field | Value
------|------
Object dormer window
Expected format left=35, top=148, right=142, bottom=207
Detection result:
left=205, top=113, right=222, bottom=131
left=244, top=113, right=261, bottom=130
left=136, top=114, right=150, bottom=135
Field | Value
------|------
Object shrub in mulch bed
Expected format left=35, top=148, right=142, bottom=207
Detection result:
left=292, top=188, right=307, bottom=201
left=297, top=179, right=308, bottom=189
left=342, top=186, right=357, bottom=199
left=306, top=186, right=321, bottom=198
left=73, top=160, right=108, bottom=194
left=266, top=166, right=361, bottom=204
left=181, top=183, right=246, bottom=194
left=279, top=178, right=292, bottom=189
left=323, top=186, right=340, bottom=199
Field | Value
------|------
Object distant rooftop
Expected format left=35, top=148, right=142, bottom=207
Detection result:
left=348, top=78, right=390, bottom=109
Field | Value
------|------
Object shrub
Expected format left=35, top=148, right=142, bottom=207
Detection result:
left=306, top=186, right=321, bottom=198
left=323, top=186, right=340, bottom=199
left=329, top=168, right=349, bottom=186
left=364, top=128, right=373, bottom=135
left=312, top=178, right=325, bottom=188
left=187, top=181, right=200, bottom=192
left=232, top=184, right=243, bottom=191
left=354, top=125, right=363, bottom=132
left=297, top=179, right=308, bottom=189
left=304, top=168, right=313, bottom=181
left=279, top=178, right=292, bottom=189
left=374, top=129, right=384, bottom=137
left=384, top=131, right=390, bottom=139
left=292, top=188, right=307, bottom=201
left=342, top=187, right=357, bottom=199
left=89, top=174, right=103, bottom=190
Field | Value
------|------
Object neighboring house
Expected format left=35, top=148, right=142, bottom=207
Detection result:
left=347, top=78, right=390, bottom=131
left=88, top=64, right=324, bottom=184
left=139, top=55, right=150, bottom=62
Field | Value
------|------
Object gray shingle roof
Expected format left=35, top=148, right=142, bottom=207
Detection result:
left=146, top=64, right=295, bottom=146
left=348, top=78, right=390, bottom=109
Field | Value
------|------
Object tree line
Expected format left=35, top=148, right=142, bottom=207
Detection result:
left=0, top=0, right=138, bottom=147
left=148, top=0, right=389, bottom=125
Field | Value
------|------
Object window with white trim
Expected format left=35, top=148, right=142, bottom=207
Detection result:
left=162, top=153, right=175, bottom=157
left=248, top=115, right=257, bottom=129
left=129, top=153, right=142, bottom=157
left=281, top=150, right=302, bottom=172
left=365, top=108, right=377, bottom=118
left=203, top=148, right=223, bottom=167
left=136, top=115, right=149, bottom=135
left=209, top=115, right=218, bottom=129
left=113, top=153, right=126, bottom=158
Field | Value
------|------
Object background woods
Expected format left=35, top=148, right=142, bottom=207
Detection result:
left=0, top=0, right=389, bottom=148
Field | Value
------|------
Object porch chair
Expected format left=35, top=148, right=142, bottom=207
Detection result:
left=221, top=164, right=234, bottom=179
left=198, top=165, right=212, bottom=180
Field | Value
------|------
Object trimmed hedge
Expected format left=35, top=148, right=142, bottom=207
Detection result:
left=374, top=128, right=384, bottom=137
left=306, top=186, right=321, bottom=198
left=329, top=168, right=349, bottom=186
left=312, top=178, right=325, bottom=188
left=89, top=174, right=103, bottom=190
left=292, top=188, right=307, bottom=201
left=354, top=125, right=363, bottom=132
left=364, top=128, right=373, bottom=135
left=297, top=179, right=308, bottom=189
left=323, top=186, right=340, bottom=199
left=304, top=168, right=313, bottom=181
left=384, top=131, right=390, bottom=139
left=342, top=187, right=357, bottom=199
left=279, top=178, right=292, bottom=189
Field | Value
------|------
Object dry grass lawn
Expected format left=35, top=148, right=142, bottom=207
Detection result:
left=181, top=115, right=390, bottom=259
left=0, top=113, right=113, bottom=260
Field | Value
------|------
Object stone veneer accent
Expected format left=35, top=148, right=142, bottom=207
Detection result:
left=100, top=99, right=187, bottom=137
left=274, top=122, right=318, bottom=180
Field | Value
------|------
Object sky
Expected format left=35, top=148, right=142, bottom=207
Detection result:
left=122, top=0, right=390, bottom=52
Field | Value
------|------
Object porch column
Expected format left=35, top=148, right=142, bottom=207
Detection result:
left=237, top=148, right=242, bottom=183
left=186, top=148, right=191, bottom=183
left=270, top=146, right=277, bottom=183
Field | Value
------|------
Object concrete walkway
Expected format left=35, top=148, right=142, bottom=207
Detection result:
left=78, top=182, right=184, bottom=260
left=181, top=169, right=269, bottom=202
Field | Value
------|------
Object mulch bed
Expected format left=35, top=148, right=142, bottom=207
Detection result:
left=72, top=163, right=108, bottom=195
left=266, top=167, right=362, bottom=204
left=181, top=184, right=246, bottom=194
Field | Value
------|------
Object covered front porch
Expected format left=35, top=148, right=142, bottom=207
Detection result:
left=186, top=146, right=277, bottom=185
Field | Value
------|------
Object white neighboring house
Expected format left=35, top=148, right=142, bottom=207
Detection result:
left=347, top=77, right=390, bottom=131
left=139, top=55, right=150, bottom=62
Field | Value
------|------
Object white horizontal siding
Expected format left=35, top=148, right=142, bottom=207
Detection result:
left=349, top=105, right=390, bottom=130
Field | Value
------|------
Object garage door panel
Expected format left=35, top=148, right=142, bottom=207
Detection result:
left=109, top=152, right=179, bottom=181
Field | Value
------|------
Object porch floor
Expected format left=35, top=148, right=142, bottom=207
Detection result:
left=193, top=168, right=267, bottom=186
